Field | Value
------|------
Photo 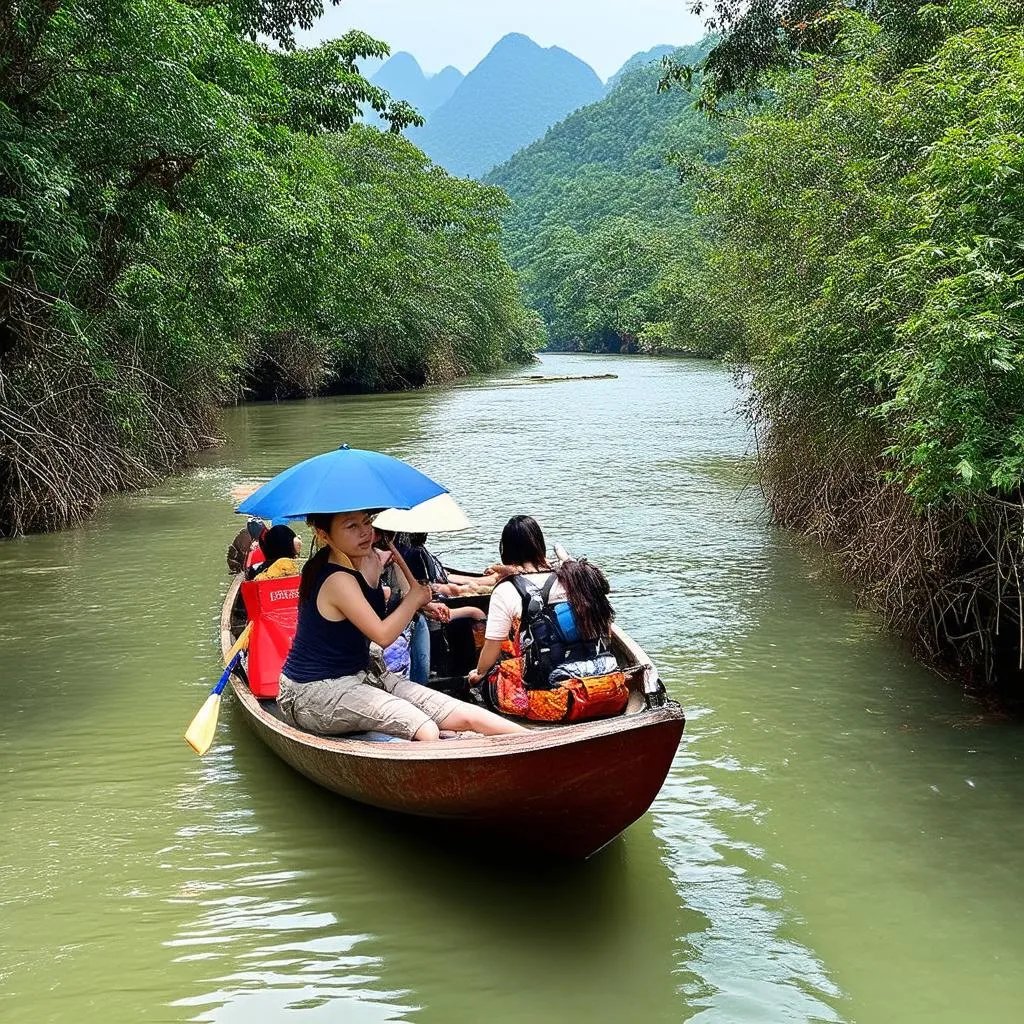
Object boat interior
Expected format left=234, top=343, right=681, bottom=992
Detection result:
left=228, top=575, right=654, bottom=740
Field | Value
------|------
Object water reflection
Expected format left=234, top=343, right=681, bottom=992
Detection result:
left=165, top=711, right=704, bottom=1023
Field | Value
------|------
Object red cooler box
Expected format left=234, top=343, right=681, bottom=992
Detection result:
left=240, top=576, right=300, bottom=699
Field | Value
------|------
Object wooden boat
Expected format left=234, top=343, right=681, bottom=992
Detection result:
left=219, top=576, right=685, bottom=859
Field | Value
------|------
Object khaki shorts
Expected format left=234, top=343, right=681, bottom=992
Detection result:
left=278, top=666, right=462, bottom=741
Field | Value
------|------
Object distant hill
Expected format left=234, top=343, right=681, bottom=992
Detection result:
left=371, top=53, right=464, bottom=116
left=606, top=45, right=677, bottom=90
left=411, top=33, right=605, bottom=179
left=484, top=40, right=721, bottom=353
left=487, top=39, right=719, bottom=258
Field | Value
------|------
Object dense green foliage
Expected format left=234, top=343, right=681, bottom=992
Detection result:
left=412, top=33, right=605, bottom=180
left=682, top=0, right=1024, bottom=687
left=487, top=41, right=723, bottom=353
left=691, top=0, right=1023, bottom=507
left=0, top=0, right=542, bottom=535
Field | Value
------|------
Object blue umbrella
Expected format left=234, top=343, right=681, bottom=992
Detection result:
left=237, top=446, right=447, bottom=521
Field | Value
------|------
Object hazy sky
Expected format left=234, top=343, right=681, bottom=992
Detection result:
left=297, top=1, right=706, bottom=80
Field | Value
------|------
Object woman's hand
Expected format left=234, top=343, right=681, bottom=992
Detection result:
left=422, top=601, right=451, bottom=623
left=472, top=638, right=503, bottom=682
left=405, top=580, right=433, bottom=609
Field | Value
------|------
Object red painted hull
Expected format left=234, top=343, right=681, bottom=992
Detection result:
left=220, top=580, right=685, bottom=859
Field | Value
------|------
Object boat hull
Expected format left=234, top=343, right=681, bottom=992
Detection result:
left=220, top=579, right=685, bottom=859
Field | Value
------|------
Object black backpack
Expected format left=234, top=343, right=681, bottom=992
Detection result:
left=510, top=574, right=604, bottom=689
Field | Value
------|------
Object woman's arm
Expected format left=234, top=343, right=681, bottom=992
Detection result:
left=430, top=581, right=482, bottom=598
left=322, top=572, right=431, bottom=649
left=468, top=639, right=504, bottom=683
left=467, top=580, right=517, bottom=683
left=445, top=570, right=501, bottom=589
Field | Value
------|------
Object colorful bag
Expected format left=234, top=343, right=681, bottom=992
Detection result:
left=483, top=575, right=629, bottom=723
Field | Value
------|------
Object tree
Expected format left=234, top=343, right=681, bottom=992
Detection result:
left=0, top=0, right=541, bottom=534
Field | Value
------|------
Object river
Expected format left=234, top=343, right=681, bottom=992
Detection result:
left=3, top=353, right=1024, bottom=1023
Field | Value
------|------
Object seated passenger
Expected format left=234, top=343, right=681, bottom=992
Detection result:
left=227, top=518, right=266, bottom=575
left=246, top=524, right=301, bottom=580
left=399, top=533, right=486, bottom=624
left=394, top=532, right=489, bottom=680
left=468, top=515, right=617, bottom=691
left=372, top=538, right=415, bottom=679
left=277, top=511, right=527, bottom=741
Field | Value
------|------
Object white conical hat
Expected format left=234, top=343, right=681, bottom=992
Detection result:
left=373, top=493, right=471, bottom=533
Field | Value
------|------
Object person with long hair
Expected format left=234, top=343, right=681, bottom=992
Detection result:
left=468, top=515, right=615, bottom=686
left=245, top=523, right=301, bottom=580
left=279, top=510, right=526, bottom=741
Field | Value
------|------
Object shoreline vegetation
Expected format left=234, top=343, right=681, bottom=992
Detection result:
left=677, top=0, right=1024, bottom=701
left=0, top=0, right=543, bottom=538
left=499, top=1, right=1023, bottom=698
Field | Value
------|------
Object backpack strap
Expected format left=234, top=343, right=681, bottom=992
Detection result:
left=427, top=549, right=449, bottom=584
left=509, top=574, right=538, bottom=633
left=510, top=574, right=558, bottom=630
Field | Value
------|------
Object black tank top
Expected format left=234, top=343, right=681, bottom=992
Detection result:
left=282, top=564, right=387, bottom=683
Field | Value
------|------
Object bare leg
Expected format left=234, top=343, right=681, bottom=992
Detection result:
left=413, top=720, right=441, bottom=742
left=439, top=704, right=528, bottom=735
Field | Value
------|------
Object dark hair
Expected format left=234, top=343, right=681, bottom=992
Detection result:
left=261, top=524, right=297, bottom=564
left=407, top=532, right=428, bottom=548
left=499, top=515, right=549, bottom=568
left=298, top=513, right=336, bottom=604
left=372, top=528, right=395, bottom=551
left=555, top=558, right=615, bottom=640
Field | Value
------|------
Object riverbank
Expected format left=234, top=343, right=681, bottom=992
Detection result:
left=759, top=424, right=1024, bottom=705
left=1, top=8, right=544, bottom=538
left=678, top=8, right=1024, bottom=701
left=0, top=352, right=538, bottom=539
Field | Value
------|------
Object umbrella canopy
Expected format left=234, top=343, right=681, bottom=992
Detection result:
left=373, top=493, right=471, bottom=533
left=237, top=446, right=447, bottom=522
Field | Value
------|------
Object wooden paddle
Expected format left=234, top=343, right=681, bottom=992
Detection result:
left=224, top=621, right=252, bottom=664
left=184, top=623, right=251, bottom=756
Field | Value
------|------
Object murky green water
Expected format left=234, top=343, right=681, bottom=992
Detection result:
left=3, top=353, right=1024, bottom=1023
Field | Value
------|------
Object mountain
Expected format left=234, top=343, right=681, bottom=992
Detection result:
left=484, top=40, right=721, bottom=352
left=487, top=40, right=719, bottom=257
left=370, top=53, right=464, bottom=116
left=424, top=66, right=465, bottom=112
left=411, top=33, right=605, bottom=179
left=606, top=45, right=677, bottom=90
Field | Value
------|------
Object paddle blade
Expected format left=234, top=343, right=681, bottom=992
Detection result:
left=184, top=693, right=222, bottom=756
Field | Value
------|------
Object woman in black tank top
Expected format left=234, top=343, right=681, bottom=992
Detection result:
left=277, top=511, right=526, bottom=742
